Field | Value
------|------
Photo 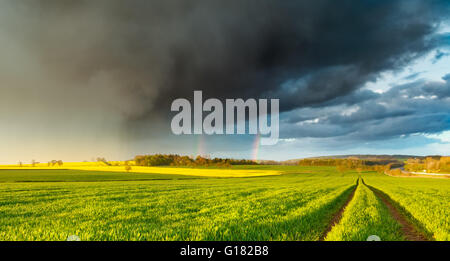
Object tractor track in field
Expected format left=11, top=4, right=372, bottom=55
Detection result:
left=321, top=177, right=432, bottom=241
left=319, top=179, right=358, bottom=241
left=362, top=179, right=432, bottom=241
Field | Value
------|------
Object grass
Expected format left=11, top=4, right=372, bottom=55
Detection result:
left=0, top=169, right=204, bottom=182
left=363, top=172, right=450, bottom=240
left=0, top=166, right=357, bottom=240
left=325, top=178, right=404, bottom=241
left=0, top=165, right=448, bottom=241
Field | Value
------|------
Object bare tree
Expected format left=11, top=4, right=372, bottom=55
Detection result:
left=31, top=160, right=39, bottom=167
left=97, top=157, right=111, bottom=166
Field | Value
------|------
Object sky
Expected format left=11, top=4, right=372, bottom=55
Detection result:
left=0, top=0, right=449, bottom=163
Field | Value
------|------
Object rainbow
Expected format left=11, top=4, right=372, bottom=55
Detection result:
left=251, top=134, right=260, bottom=162
left=196, top=135, right=206, bottom=157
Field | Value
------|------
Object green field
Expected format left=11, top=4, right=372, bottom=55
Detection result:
left=0, top=166, right=448, bottom=241
left=325, top=178, right=404, bottom=241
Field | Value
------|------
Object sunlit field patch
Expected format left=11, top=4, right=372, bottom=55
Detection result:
left=364, top=173, right=450, bottom=241
left=0, top=166, right=356, bottom=240
left=325, top=179, right=403, bottom=241
left=0, top=162, right=281, bottom=178
left=0, top=165, right=448, bottom=241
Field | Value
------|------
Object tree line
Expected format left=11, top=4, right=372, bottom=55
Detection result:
left=134, top=154, right=258, bottom=167
left=404, top=156, right=450, bottom=173
left=297, top=158, right=402, bottom=173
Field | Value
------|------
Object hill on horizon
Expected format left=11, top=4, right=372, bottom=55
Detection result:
left=280, top=154, right=433, bottom=165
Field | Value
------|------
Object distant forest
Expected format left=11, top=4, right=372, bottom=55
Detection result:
left=296, top=156, right=450, bottom=174
left=134, top=154, right=257, bottom=167
left=132, top=154, right=450, bottom=173
left=297, top=158, right=401, bottom=173
left=404, top=156, right=450, bottom=173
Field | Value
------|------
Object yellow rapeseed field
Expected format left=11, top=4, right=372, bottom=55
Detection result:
left=0, top=162, right=281, bottom=177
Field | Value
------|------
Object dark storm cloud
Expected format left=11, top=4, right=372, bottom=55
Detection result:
left=1, top=0, right=450, bottom=160
left=388, top=76, right=450, bottom=100
left=3, top=0, right=449, bottom=122
left=280, top=76, right=450, bottom=141
left=318, top=89, right=381, bottom=108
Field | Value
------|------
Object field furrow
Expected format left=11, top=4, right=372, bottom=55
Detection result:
left=363, top=173, right=450, bottom=241
left=365, top=183, right=429, bottom=241
left=325, top=178, right=404, bottom=241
